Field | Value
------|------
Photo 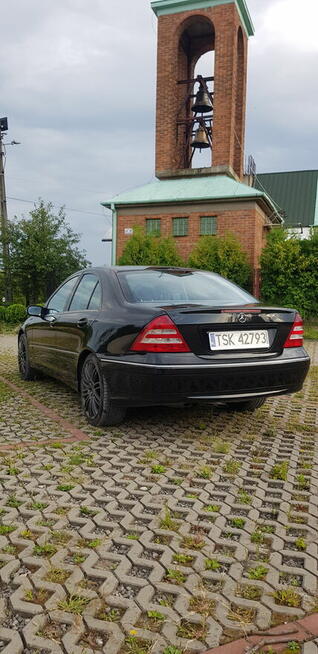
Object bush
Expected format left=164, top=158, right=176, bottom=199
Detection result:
left=5, top=304, right=26, bottom=324
left=188, top=232, right=252, bottom=290
left=118, top=226, right=183, bottom=266
left=260, top=228, right=318, bottom=317
left=0, top=306, right=6, bottom=322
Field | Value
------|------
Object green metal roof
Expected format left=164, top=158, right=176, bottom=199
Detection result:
left=254, top=170, right=318, bottom=228
left=151, top=0, right=254, bottom=37
left=102, top=174, right=279, bottom=219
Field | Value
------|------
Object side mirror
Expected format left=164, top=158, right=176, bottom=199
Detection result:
left=27, top=305, right=45, bottom=318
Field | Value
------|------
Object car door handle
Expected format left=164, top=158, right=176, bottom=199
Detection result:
left=77, top=318, right=88, bottom=328
left=47, top=315, right=57, bottom=327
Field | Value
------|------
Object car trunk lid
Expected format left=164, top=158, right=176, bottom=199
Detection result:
left=161, top=304, right=296, bottom=357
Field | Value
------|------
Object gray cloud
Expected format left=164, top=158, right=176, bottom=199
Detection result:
left=1, top=0, right=317, bottom=267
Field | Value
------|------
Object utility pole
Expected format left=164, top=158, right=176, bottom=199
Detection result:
left=0, top=117, right=12, bottom=303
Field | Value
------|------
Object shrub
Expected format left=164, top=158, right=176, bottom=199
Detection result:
left=260, top=227, right=318, bottom=317
left=0, top=306, right=6, bottom=322
left=188, top=232, right=252, bottom=290
left=5, top=304, right=26, bottom=323
left=118, top=226, right=183, bottom=266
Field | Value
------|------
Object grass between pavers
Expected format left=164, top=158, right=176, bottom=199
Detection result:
left=0, top=347, right=317, bottom=652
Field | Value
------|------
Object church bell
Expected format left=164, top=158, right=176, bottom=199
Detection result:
left=191, top=126, right=210, bottom=149
left=191, top=87, right=213, bottom=114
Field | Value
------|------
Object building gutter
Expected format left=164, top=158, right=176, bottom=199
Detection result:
left=111, top=203, right=117, bottom=265
left=103, top=194, right=282, bottom=225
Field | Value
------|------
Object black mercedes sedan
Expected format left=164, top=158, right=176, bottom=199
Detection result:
left=18, top=266, right=310, bottom=426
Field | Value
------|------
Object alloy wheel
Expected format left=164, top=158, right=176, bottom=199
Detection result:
left=81, top=359, right=102, bottom=420
left=18, top=339, right=27, bottom=376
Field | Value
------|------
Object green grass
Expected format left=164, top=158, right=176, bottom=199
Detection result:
left=205, top=558, right=221, bottom=571
left=33, top=543, right=57, bottom=557
left=151, top=464, right=166, bottom=475
left=304, top=319, right=318, bottom=340
left=248, top=565, right=268, bottom=580
left=164, top=569, right=186, bottom=584
left=6, top=495, right=23, bottom=508
left=173, top=553, right=194, bottom=565
left=272, top=588, right=302, bottom=608
left=203, top=504, right=220, bottom=513
left=295, top=537, right=307, bottom=551
left=198, top=465, right=212, bottom=479
left=237, top=490, right=252, bottom=505
left=159, top=507, right=179, bottom=532
left=44, top=567, right=70, bottom=583
left=56, top=483, right=75, bottom=492
left=0, top=322, right=19, bottom=334
left=57, top=594, right=90, bottom=614
left=77, top=538, right=101, bottom=549
left=0, top=524, right=16, bottom=535
left=270, top=461, right=289, bottom=481
left=223, top=460, right=241, bottom=475
left=29, top=501, right=48, bottom=510
left=79, top=505, right=98, bottom=516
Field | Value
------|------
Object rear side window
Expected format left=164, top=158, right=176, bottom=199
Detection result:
left=88, top=281, right=102, bottom=310
left=69, top=274, right=100, bottom=311
left=47, top=276, right=80, bottom=312
left=117, top=270, right=256, bottom=305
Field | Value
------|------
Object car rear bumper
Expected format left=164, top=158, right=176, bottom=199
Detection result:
left=97, top=348, right=310, bottom=407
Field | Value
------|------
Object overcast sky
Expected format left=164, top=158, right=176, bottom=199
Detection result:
left=1, top=0, right=317, bottom=266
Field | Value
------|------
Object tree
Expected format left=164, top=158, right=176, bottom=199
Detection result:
left=188, top=232, right=252, bottom=290
left=8, top=200, right=90, bottom=304
left=260, top=227, right=318, bottom=317
left=118, top=226, right=184, bottom=266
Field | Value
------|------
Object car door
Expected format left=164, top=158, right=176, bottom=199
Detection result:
left=52, top=273, right=102, bottom=387
left=30, top=275, right=81, bottom=374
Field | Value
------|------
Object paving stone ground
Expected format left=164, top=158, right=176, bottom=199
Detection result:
left=0, top=335, right=317, bottom=654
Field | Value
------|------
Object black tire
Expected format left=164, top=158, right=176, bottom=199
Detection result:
left=18, top=334, right=37, bottom=381
left=227, top=397, right=266, bottom=412
left=80, top=354, right=126, bottom=427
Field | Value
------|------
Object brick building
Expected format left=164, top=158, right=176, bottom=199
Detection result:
left=103, top=0, right=282, bottom=295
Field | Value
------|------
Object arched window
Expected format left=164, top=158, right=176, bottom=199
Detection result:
left=176, top=16, right=215, bottom=169
left=192, top=50, right=215, bottom=169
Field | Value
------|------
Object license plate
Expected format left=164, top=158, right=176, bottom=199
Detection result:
left=209, top=330, right=269, bottom=351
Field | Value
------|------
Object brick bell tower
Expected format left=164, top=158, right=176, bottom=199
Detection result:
left=103, top=0, right=283, bottom=296
left=151, top=0, right=254, bottom=180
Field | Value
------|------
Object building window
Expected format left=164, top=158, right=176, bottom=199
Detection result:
left=200, top=216, right=217, bottom=235
left=146, top=219, right=161, bottom=235
left=173, top=217, right=188, bottom=237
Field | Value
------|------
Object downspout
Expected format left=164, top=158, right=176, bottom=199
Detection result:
left=111, top=203, right=117, bottom=265
left=314, top=179, right=318, bottom=227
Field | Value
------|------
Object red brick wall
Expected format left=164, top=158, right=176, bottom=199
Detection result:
left=116, top=203, right=267, bottom=294
left=155, top=4, right=248, bottom=178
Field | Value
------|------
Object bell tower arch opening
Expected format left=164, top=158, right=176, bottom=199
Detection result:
left=192, top=50, right=215, bottom=169
left=176, top=15, right=215, bottom=170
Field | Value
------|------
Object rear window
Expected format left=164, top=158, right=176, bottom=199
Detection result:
left=117, top=270, right=256, bottom=306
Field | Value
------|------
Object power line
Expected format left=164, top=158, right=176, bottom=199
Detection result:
left=7, top=195, right=109, bottom=218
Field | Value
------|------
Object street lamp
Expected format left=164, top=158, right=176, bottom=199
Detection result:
left=0, top=118, right=20, bottom=303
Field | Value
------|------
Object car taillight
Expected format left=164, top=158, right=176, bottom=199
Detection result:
left=284, top=313, right=304, bottom=348
left=130, top=315, right=190, bottom=353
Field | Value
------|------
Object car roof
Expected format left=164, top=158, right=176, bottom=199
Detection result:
left=78, top=265, right=195, bottom=274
